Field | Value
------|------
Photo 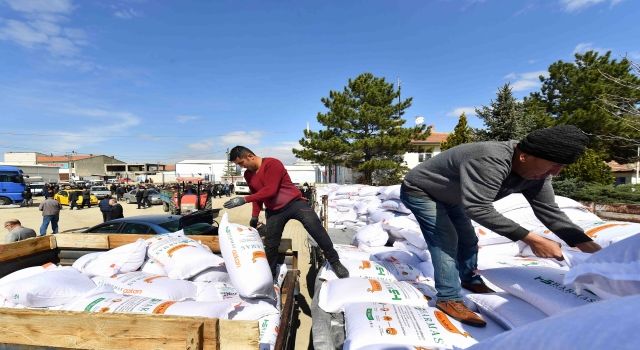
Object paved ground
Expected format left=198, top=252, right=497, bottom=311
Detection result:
left=0, top=194, right=316, bottom=349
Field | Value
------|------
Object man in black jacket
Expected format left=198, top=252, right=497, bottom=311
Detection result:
left=135, top=186, right=144, bottom=209
left=80, top=187, right=92, bottom=209
left=69, top=190, right=79, bottom=210
left=109, top=199, right=124, bottom=219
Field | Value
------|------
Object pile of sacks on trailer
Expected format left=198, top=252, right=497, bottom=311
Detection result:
left=0, top=213, right=283, bottom=350
left=316, top=185, right=640, bottom=349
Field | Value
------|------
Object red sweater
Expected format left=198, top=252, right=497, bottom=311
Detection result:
left=244, top=158, right=303, bottom=216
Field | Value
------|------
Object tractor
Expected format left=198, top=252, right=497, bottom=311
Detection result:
left=161, top=181, right=213, bottom=215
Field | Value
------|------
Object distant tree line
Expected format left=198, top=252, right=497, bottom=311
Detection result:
left=293, top=51, right=640, bottom=196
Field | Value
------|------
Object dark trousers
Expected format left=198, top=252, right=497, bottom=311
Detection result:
left=265, top=199, right=339, bottom=276
left=136, top=197, right=143, bottom=208
left=70, top=199, right=77, bottom=210
left=81, top=198, right=91, bottom=208
left=101, top=211, right=111, bottom=223
left=144, top=197, right=151, bottom=207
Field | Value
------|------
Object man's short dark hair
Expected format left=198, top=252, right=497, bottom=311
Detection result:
left=229, top=146, right=255, bottom=161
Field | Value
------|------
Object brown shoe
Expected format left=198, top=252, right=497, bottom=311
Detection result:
left=461, top=281, right=495, bottom=294
left=436, top=300, right=486, bottom=327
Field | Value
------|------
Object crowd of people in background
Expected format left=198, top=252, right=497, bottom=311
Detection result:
left=6, top=179, right=314, bottom=243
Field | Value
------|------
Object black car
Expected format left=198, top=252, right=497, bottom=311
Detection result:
left=83, top=209, right=219, bottom=235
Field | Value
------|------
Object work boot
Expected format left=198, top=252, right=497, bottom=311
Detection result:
left=330, top=261, right=350, bottom=279
left=436, top=300, right=486, bottom=327
left=462, top=280, right=495, bottom=294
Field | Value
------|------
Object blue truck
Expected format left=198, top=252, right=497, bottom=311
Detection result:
left=0, top=165, right=26, bottom=205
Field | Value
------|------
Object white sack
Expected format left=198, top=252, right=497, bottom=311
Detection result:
left=219, top=213, right=274, bottom=299
left=0, top=266, right=96, bottom=307
left=63, top=291, right=233, bottom=318
left=72, top=239, right=148, bottom=277
left=318, top=278, right=430, bottom=313
left=92, top=271, right=196, bottom=301
left=190, top=265, right=231, bottom=283
left=480, top=266, right=600, bottom=316
left=319, top=259, right=422, bottom=282
left=146, top=230, right=224, bottom=279
left=140, top=258, right=167, bottom=275
left=564, top=233, right=640, bottom=299
left=195, top=281, right=241, bottom=303
left=466, top=294, right=640, bottom=350
left=259, top=313, right=281, bottom=350
left=343, top=302, right=477, bottom=350
left=352, top=223, right=389, bottom=247
left=465, top=292, right=547, bottom=330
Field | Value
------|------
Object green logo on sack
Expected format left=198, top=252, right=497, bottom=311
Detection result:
left=389, top=289, right=402, bottom=301
left=366, top=308, right=374, bottom=320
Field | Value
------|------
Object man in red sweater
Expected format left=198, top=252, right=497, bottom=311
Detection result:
left=223, top=146, right=349, bottom=278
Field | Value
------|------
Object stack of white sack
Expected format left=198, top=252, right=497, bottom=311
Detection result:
left=317, top=184, right=417, bottom=231
left=0, top=217, right=283, bottom=349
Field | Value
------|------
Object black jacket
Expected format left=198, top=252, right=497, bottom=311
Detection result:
left=110, top=203, right=124, bottom=219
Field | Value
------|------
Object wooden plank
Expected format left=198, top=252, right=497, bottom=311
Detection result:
left=275, top=270, right=299, bottom=350
left=0, top=236, right=55, bottom=262
left=54, top=233, right=110, bottom=249
left=0, top=308, right=219, bottom=350
left=219, top=319, right=259, bottom=349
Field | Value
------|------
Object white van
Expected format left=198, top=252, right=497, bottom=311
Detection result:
left=234, top=181, right=250, bottom=194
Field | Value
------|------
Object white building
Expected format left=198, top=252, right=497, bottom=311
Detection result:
left=175, top=160, right=230, bottom=183
left=403, top=126, right=449, bottom=169
left=285, top=161, right=323, bottom=184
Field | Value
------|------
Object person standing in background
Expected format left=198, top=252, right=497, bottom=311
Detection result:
left=109, top=198, right=124, bottom=219
left=39, top=196, right=61, bottom=236
left=99, top=196, right=112, bottom=222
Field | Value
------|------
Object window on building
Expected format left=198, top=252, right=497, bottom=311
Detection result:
left=418, top=153, right=433, bottom=162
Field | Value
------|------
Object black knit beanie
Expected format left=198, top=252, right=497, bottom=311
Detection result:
left=517, top=125, right=589, bottom=165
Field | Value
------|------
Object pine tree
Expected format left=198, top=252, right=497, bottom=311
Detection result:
left=556, top=148, right=614, bottom=185
left=475, top=83, right=533, bottom=141
left=441, top=113, right=474, bottom=150
left=535, top=51, right=640, bottom=162
left=293, top=73, right=427, bottom=185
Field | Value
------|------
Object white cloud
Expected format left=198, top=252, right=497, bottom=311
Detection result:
left=573, top=42, right=610, bottom=55
left=113, top=8, right=140, bottom=20
left=176, top=115, right=200, bottom=123
left=447, top=107, right=477, bottom=117
left=504, top=70, right=548, bottom=92
left=560, top=0, right=624, bottom=12
left=257, top=141, right=300, bottom=165
left=3, top=0, right=74, bottom=15
left=220, top=131, right=263, bottom=145
left=188, top=139, right=215, bottom=151
left=0, top=0, right=88, bottom=59
left=44, top=107, right=141, bottom=152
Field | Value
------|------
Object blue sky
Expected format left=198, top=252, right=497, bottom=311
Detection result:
left=0, top=0, right=638, bottom=164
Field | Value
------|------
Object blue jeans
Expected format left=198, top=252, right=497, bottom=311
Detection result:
left=400, top=189, right=480, bottom=301
left=40, top=215, right=59, bottom=236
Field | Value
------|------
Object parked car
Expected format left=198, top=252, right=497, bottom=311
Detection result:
left=122, top=189, right=162, bottom=205
left=90, top=186, right=111, bottom=199
left=29, top=181, right=46, bottom=196
left=54, top=189, right=99, bottom=206
left=82, top=209, right=218, bottom=235
left=234, top=181, right=250, bottom=194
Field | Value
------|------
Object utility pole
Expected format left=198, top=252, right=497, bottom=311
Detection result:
left=397, top=77, right=401, bottom=118
left=636, top=146, right=640, bottom=185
